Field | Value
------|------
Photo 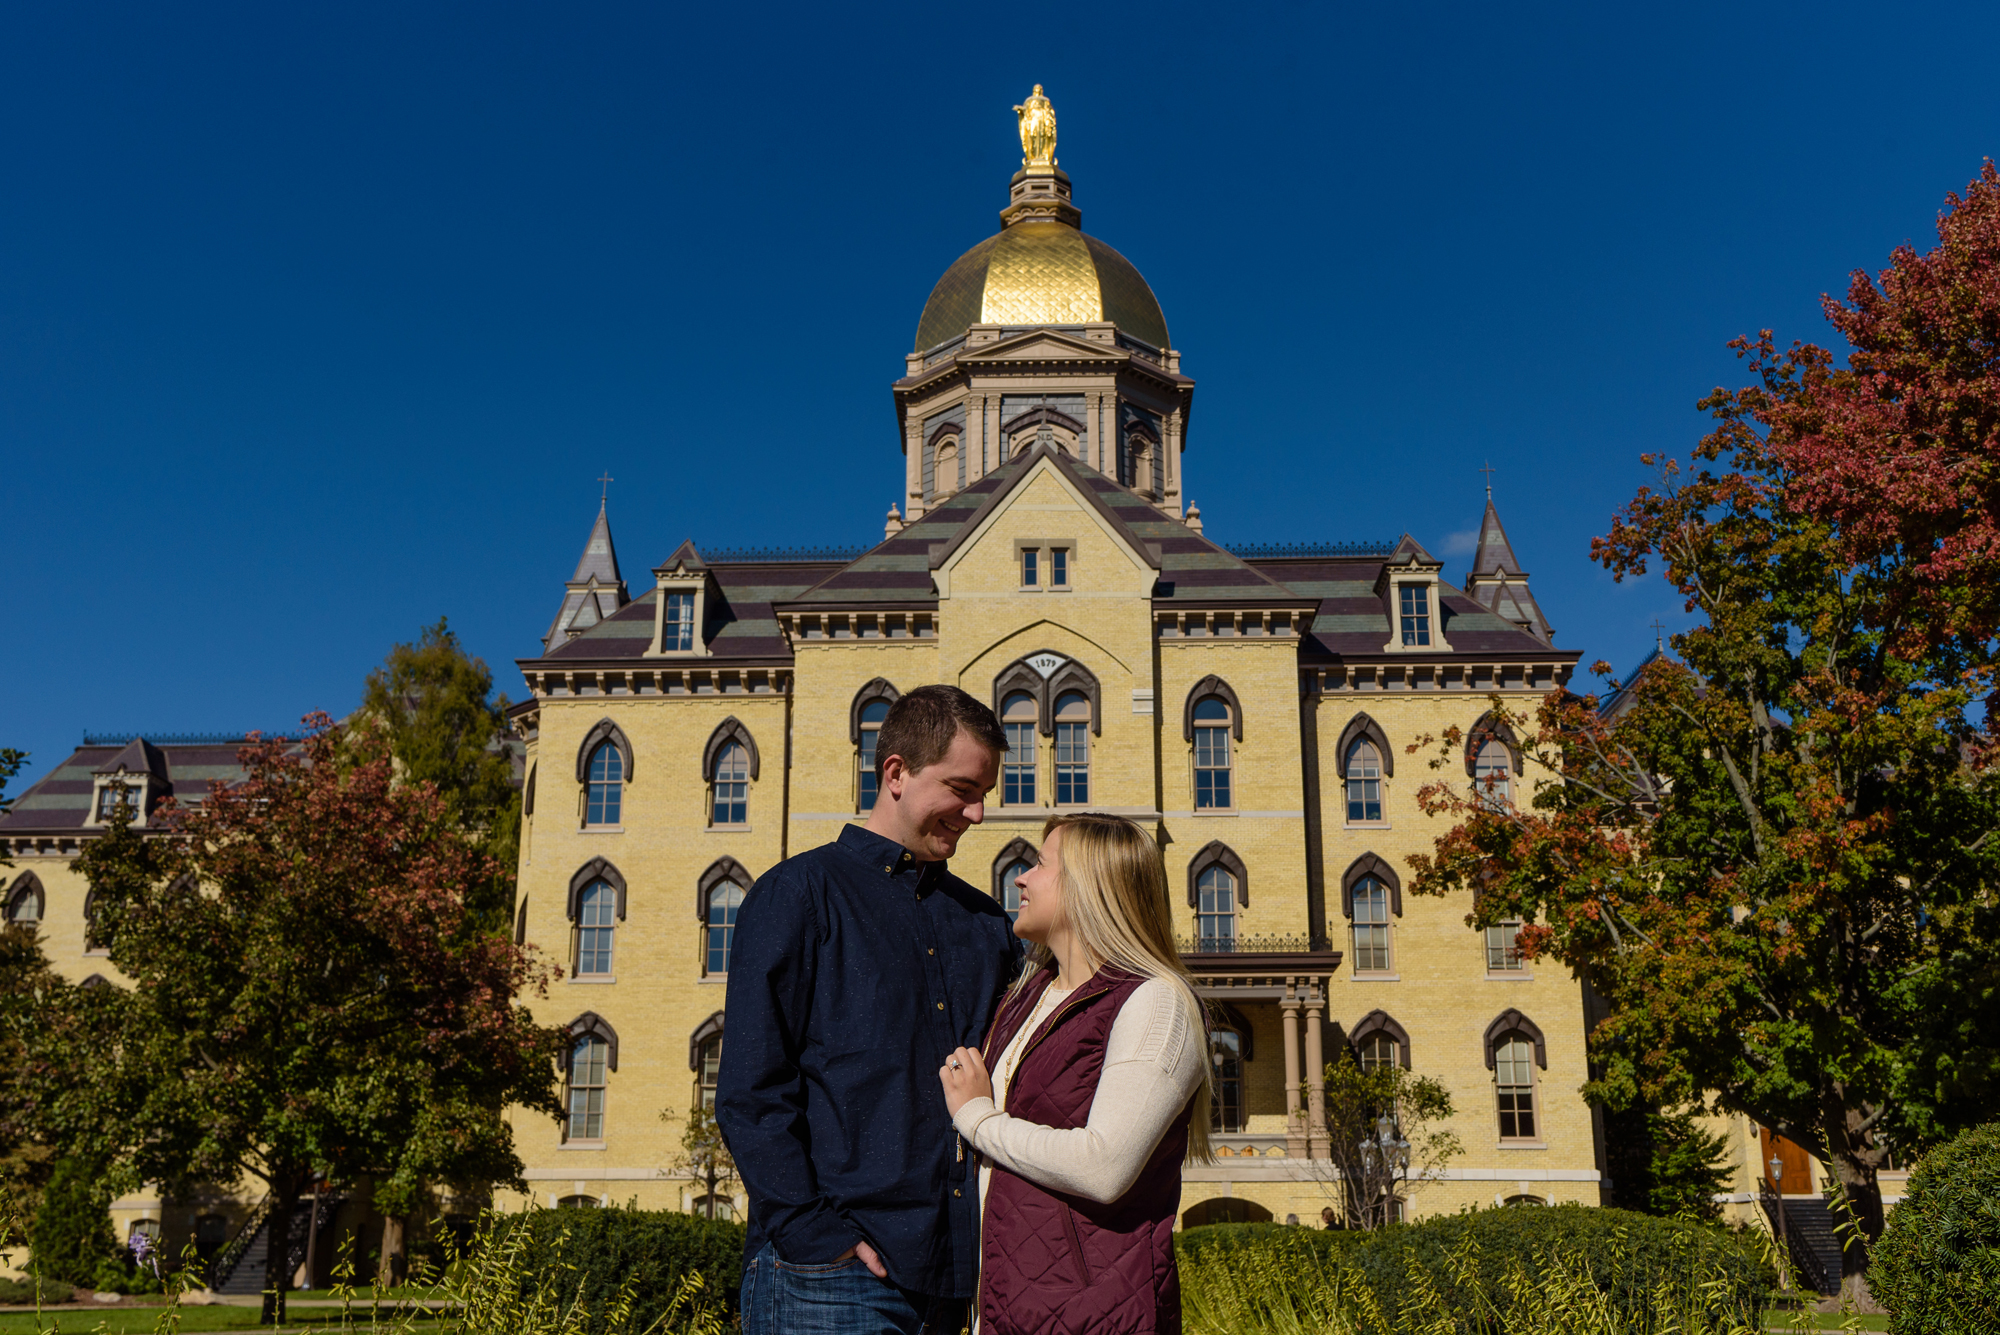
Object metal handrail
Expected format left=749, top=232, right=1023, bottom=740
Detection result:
left=1178, top=932, right=1332, bottom=955
left=1758, top=1189, right=1834, bottom=1295
left=206, top=1194, right=273, bottom=1290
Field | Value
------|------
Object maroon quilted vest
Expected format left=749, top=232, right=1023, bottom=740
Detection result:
left=975, top=963, right=1191, bottom=1335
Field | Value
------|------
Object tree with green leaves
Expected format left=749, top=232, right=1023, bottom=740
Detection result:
left=1600, top=1105, right=1732, bottom=1222
left=1406, top=167, right=2000, bottom=1300
left=1311, top=1056, right=1460, bottom=1230
left=662, top=1105, right=739, bottom=1222
left=358, top=618, right=521, bottom=932
left=72, top=716, right=563, bottom=1324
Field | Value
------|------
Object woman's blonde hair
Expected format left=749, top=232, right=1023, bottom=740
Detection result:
left=1011, top=811, right=1214, bottom=1163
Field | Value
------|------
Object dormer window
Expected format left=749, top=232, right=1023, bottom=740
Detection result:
left=1399, top=584, right=1431, bottom=646
left=661, top=592, right=695, bottom=652
left=90, top=778, right=146, bottom=826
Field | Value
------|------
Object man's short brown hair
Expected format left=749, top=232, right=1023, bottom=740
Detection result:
left=875, top=685, right=1007, bottom=780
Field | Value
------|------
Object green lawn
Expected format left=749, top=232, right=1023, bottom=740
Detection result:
left=0, top=1307, right=450, bottom=1333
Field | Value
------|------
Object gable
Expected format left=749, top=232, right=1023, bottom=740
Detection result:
left=934, top=453, right=1156, bottom=598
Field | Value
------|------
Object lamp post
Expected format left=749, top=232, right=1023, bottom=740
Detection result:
left=1356, top=1112, right=1411, bottom=1230
left=1768, top=1153, right=1790, bottom=1291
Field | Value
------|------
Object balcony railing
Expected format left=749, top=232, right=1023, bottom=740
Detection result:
left=1178, top=932, right=1331, bottom=956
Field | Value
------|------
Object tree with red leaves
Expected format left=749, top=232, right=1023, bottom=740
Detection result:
left=1752, top=160, right=2000, bottom=668
left=1407, top=171, right=2000, bottom=1300
left=71, top=717, right=563, bottom=1325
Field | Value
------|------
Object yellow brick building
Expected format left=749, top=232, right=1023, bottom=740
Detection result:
left=497, top=92, right=1603, bottom=1228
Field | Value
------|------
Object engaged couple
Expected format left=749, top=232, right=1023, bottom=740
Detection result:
left=717, top=684, right=1209, bottom=1335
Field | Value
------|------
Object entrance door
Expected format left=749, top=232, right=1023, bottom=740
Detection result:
left=1758, top=1126, right=1813, bottom=1194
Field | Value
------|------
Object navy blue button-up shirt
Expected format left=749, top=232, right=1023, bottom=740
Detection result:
left=716, top=824, right=1022, bottom=1298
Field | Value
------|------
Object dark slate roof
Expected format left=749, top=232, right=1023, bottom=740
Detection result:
left=573, top=501, right=624, bottom=586
left=1240, top=557, right=1572, bottom=661
left=0, top=740, right=255, bottom=836
left=776, top=442, right=1301, bottom=609
left=1470, top=497, right=1523, bottom=577
left=535, top=562, right=838, bottom=664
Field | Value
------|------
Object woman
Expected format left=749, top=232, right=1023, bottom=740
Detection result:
left=939, top=812, right=1211, bottom=1335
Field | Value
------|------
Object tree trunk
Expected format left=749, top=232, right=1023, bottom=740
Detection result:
left=1823, top=1094, right=1888, bottom=1311
left=380, top=1214, right=407, bottom=1287
left=259, top=1182, right=297, bottom=1326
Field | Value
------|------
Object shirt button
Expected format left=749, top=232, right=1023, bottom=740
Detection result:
left=936, top=1002, right=945, bottom=1011
left=954, top=1188, right=962, bottom=1197
left=928, top=948, right=936, bottom=956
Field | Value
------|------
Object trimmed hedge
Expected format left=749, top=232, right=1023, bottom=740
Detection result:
left=494, top=1208, right=745, bottom=1332
left=1178, top=1205, right=1770, bottom=1323
left=1872, top=1120, right=2000, bottom=1333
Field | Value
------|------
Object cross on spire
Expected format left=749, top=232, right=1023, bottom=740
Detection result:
left=598, top=471, right=615, bottom=504
left=1650, top=617, right=1665, bottom=650
left=1478, top=460, right=1496, bottom=498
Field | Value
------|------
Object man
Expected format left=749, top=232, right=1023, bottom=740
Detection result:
left=718, top=685, right=1020, bottom=1335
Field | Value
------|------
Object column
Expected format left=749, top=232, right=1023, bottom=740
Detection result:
left=904, top=417, right=925, bottom=519
left=1303, top=979, right=1327, bottom=1160
left=1281, top=983, right=1305, bottom=1158
left=970, top=394, right=988, bottom=482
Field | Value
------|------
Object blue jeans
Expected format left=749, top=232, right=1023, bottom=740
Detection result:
left=740, top=1244, right=967, bottom=1335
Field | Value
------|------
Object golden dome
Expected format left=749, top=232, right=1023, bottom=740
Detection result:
left=914, top=219, right=1170, bottom=353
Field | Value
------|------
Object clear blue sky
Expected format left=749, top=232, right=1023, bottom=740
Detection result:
left=5, top=2, right=1997, bottom=790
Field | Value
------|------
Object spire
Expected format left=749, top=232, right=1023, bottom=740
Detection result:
left=542, top=497, right=631, bottom=654
left=1462, top=491, right=1553, bottom=644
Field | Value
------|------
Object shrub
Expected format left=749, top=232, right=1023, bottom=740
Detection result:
left=24, top=1156, right=118, bottom=1286
left=1872, top=1120, right=2000, bottom=1332
left=490, top=1206, right=745, bottom=1333
left=0, top=1275, right=70, bottom=1305
left=1178, top=1206, right=1770, bottom=1334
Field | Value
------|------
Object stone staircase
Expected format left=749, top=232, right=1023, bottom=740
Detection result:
left=208, top=1195, right=344, bottom=1296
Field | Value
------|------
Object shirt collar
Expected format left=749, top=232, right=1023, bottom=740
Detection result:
left=838, top=823, right=946, bottom=890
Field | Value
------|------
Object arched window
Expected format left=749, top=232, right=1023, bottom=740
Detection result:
left=1210, top=1028, right=1244, bottom=1132
left=1494, top=1035, right=1539, bottom=1141
left=1196, top=866, right=1236, bottom=951
left=1192, top=697, right=1233, bottom=809
left=934, top=440, right=959, bottom=494
left=6, top=874, right=43, bottom=926
left=1054, top=691, right=1091, bottom=805
left=706, top=881, right=744, bottom=975
left=1351, top=876, right=1392, bottom=973
left=1486, top=919, right=1525, bottom=972
left=586, top=741, right=623, bottom=827
left=857, top=698, right=891, bottom=811
left=692, top=1194, right=737, bottom=1221
left=1002, top=692, right=1038, bottom=805
left=1346, top=740, right=1384, bottom=823
left=575, top=881, right=616, bottom=977
left=1473, top=738, right=1513, bottom=806
left=711, top=743, right=749, bottom=826
left=696, top=1033, right=723, bottom=1109
left=556, top=1194, right=600, bottom=1209
left=1000, top=859, right=1030, bottom=920
left=566, top=1033, right=610, bottom=1141
left=1358, top=1032, right=1399, bottom=1071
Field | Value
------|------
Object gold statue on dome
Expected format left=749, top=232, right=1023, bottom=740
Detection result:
left=1014, top=84, right=1058, bottom=170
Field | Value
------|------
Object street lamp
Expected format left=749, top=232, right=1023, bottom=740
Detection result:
left=1357, top=1113, right=1412, bottom=1229
left=1768, top=1153, right=1790, bottom=1291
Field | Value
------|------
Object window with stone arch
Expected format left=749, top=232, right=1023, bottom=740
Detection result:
left=1358, top=1031, right=1399, bottom=1071
left=5, top=874, right=43, bottom=927
left=696, top=1035, right=723, bottom=1110
left=585, top=741, right=623, bottom=826
left=1195, top=865, right=1237, bottom=951
left=1210, top=1027, right=1245, bottom=1133
left=1053, top=690, right=1091, bottom=805
left=1002, top=692, right=1038, bottom=806
left=565, top=1027, right=612, bottom=1142
left=1350, top=876, right=1393, bottom=973
left=1192, top=697, right=1233, bottom=809
left=1486, top=1010, right=1546, bottom=1143
left=1473, top=737, right=1513, bottom=807
left=1346, top=739, right=1384, bottom=824
left=710, top=743, right=749, bottom=826
left=706, top=881, right=744, bottom=975
left=999, top=861, right=1030, bottom=921
left=1494, top=1034, right=1538, bottom=1140
left=574, top=880, right=616, bottom=977
left=857, top=698, right=891, bottom=812
left=934, top=439, right=959, bottom=495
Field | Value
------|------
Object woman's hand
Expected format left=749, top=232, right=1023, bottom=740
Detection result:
left=938, top=1046, right=993, bottom=1117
